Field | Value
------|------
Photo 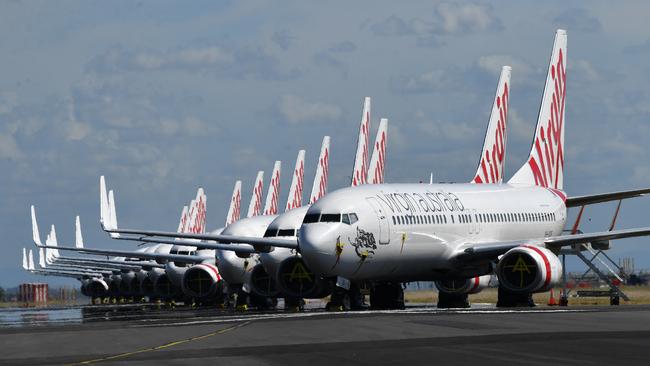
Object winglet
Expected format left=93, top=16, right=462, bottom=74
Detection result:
left=247, top=171, right=265, bottom=217
left=225, top=181, right=242, bottom=226
left=48, top=224, right=60, bottom=260
left=22, top=248, right=28, bottom=270
left=31, top=205, right=43, bottom=246
left=263, top=161, right=282, bottom=215
left=367, top=118, right=388, bottom=184
left=351, top=97, right=371, bottom=186
left=309, top=136, right=330, bottom=204
left=75, top=216, right=84, bottom=248
left=100, top=175, right=109, bottom=228
left=108, top=189, right=120, bottom=238
left=38, top=248, right=46, bottom=268
left=28, top=250, right=35, bottom=271
left=285, top=150, right=306, bottom=211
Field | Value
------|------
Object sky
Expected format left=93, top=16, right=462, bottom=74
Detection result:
left=1, top=1, right=650, bottom=287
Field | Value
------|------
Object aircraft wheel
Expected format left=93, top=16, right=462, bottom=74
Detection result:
left=496, top=286, right=535, bottom=307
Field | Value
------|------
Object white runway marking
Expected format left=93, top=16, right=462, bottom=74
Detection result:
left=135, top=307, right=589, bottom=328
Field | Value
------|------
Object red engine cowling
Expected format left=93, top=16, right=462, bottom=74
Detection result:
left=182, top=263, right=223, bottom=298
left=497, top=245, right=562, bottom=293
left=435, top=275, right=491, bottom=295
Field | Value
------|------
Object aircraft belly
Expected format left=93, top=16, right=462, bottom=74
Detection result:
left=217, top=250, right=257, bottom=285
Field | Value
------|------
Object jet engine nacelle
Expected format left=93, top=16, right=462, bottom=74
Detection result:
left=435, top=275, right=491, bottom=295
left=276, top=257, right=331, bottom=299
left=249, top=264, right=280, bottom=298
left=86, top=278, right=109, bottom=298
left=496, top=245, right=562, bottom=293
left=181, top=263, right=224, bottom=299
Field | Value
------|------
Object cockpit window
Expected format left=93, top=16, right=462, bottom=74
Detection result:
left=342, top=214, right=350, bottom=225
left=320, top=213, right=341, bottom=222
left=349, top=213, right=358, bottom=224
left=278, top=229, right=296, bottom=237
left=303, top=213, right=320, bottom=224
left=263, top=229, right=278, bottom=238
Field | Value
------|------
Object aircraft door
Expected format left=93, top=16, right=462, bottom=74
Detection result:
left=473, top=209, right=480, bottom=235
left=365, top=197, right=390, bottom=244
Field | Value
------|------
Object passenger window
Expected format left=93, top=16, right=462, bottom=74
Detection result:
left=320, top=213, right=341, bottom=222
left=349, top=213, right=359, bottom=224
left=342, top=214, right=351, bottom=225
left=303, top=213, right=320, bottom=224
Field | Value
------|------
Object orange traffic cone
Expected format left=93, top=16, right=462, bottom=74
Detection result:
left=547, top=289, right=558, bottom=306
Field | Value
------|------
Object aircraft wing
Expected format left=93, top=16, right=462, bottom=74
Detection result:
left=113, top=236, right=260, bottom=253
left=566, top=188, right=650, bottom=207
left=105, top=227, right=299, bottom=250
left=454, top=226, right=650, bottom=262
left=34, top=244, right=211, bottom=264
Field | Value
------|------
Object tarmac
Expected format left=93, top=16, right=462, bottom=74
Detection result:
left=2, top=303, right=650, bottom=365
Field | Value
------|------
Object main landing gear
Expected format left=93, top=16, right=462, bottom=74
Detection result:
left=369, top=281, right=405, bottom=310
left=326, top=283, right=366, bottom=311
left=437, top=291, right=470, bottom=308
left=496, top=286, right=535, bottom=307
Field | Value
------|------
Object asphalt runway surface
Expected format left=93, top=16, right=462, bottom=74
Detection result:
left=2, top=303, right=650, bottom=365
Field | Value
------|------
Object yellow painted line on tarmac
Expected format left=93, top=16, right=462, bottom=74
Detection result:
left=67, top=320, right=251, bottom=365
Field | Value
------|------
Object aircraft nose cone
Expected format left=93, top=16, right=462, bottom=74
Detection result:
left=299, top=223, right=343, bottom=277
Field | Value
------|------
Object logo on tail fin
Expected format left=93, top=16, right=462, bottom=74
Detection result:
left=509, top=30, right=566, bottom=190
left=310, top=137, right=330, bottom=204
left=351, top=98, right=371, bottom=187
left=190, top=192, right=206, bottom=234
left=226, top=181, right=242, bottom=226
left=527, top=49, right=566, bottom=189
left=248, top=171, right=265, bottom=217
left=286, top=159, right=304, bottom=211
left=473, top=77, right=509, bottom=184
left=264, top=164, right=281, bottom=215
left=368, top=119, right=387, bottom=185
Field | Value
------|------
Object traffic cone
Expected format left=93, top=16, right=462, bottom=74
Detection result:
left=547, top=289, right=558, bottom=306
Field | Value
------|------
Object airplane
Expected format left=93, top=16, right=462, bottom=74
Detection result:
left=292, top=29, right=650, bottom=308
left=100, top=97, right=374, bottom=310
left=98, top=30, right=650, bottom=311
left=270, top=66, right=510, bottom=310
left=29, top=187, right=221, bottom=302
left=98, top=65, right=515, bottom=311
left=22, top=247, right=111, bottom=300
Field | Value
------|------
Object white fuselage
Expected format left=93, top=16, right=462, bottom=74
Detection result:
left=299, top=183, right=567, bottom=281
left=217, top=215, right=277, bottom=286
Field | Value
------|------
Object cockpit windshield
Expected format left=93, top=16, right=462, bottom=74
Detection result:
left=277, top=229, right=297, bottom=237
left=302, top=212, right=358, bottom=224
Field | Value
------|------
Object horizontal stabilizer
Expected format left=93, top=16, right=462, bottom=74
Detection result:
left=566, top=188, right=650, bottom=207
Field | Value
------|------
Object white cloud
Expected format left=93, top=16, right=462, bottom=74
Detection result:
left=370, top=3, right=502, bottom=47
left=0, top=133, right=23, bottom=160
left=134, top=47, right=233, bottom=69
left=572, top=59, right=601, bottom=82
left=389, top=69, right=447, bottom=94
left=477, top=54, right=531, bottom=77
left=65, top=120, right=91, bottom=141
left=0, top=91, right=18, bottom=114
left=279, top=95, right=341, bottom=124
left=435, top=3, right=500, bottom=34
